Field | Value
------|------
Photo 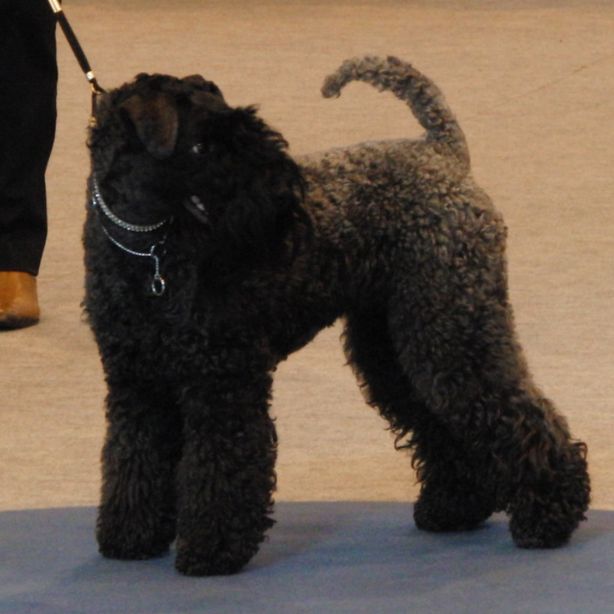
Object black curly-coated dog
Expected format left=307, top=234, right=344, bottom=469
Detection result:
left=83, top=56, right=590, bottom=576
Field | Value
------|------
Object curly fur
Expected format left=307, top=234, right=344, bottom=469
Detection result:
left=83, top=56, right=590, bottom=576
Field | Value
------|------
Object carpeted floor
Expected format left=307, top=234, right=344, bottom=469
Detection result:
left=1, top=503, right=613, bottom=614
left=1, top=0, right=613, bottom=611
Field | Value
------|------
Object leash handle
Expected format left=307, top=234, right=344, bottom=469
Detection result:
left=47, top=0, right=105, bottom=95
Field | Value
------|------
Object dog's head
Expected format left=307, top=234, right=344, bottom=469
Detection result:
left=89, top=73, right=307, bottom=263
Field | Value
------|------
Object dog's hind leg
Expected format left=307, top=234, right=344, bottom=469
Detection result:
left=343, top=309, right=497, bottom=532
left=386, top=241, right=590, bottom=547
left=174, top=362, right=277, bottom=576
left=406, top=417, right=499, bottom=532
left=97, top=378, right=182, bottom=560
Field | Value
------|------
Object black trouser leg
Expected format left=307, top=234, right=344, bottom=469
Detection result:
left=0, top=0, right=57, bottom=275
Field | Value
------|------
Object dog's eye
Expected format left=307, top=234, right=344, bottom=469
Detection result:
left=191, top=143, right=206, bottom=155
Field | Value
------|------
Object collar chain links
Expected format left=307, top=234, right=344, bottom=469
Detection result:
left=91, top=176, right=172, bottom=296
left=91, top=176, right=169, bottom=233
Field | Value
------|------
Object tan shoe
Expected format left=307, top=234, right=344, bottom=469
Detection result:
left=0, top=272, right=41, bottom=329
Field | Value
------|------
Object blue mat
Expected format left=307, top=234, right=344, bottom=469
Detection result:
left=1, top=503, right=612, bottom=613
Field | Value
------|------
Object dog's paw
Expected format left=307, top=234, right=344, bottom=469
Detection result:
left=175, top=551, right=247, bottom=576
left=414, top=500, right=491, bottom=533
left=509, top=443, right=590, bottom=548
left=98, top=540, right=171, bottom=561
left=413, top=485, right=496, bottom=533
left=174, top=543, right=256, bottom=576
left=97, top=512, right=175, bottom=560
left=509, top=499, right=586, bottom=549
left=510, top=525, right=570, bottom=549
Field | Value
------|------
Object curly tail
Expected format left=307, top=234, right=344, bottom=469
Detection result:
left=322, top=56, right=469, bottom=168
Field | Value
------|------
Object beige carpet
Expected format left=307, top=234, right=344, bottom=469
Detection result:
left=1, top=0, right=613, bottom=512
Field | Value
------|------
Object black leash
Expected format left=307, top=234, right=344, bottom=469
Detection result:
left=47, top=3, right=172, bottom=295
left=47, top=0, right=106, bottom=117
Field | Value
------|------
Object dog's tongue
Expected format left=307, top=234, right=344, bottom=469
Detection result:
left=184, top=195, right=209, bottom=224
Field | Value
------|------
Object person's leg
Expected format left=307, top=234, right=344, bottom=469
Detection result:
left=0, top=0, right=57, bottom=327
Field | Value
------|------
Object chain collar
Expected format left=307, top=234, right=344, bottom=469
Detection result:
left=90, top=176, right=172, bottom=296
left=91, top=176, right=169, bottom=232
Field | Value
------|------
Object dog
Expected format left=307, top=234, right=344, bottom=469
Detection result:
left=83, top=56, right=590, bottom=576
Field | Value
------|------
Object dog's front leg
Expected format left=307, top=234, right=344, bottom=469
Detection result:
left=174, top=373, right=277, bottom=576
left=97, top=379, right=182, bottom=560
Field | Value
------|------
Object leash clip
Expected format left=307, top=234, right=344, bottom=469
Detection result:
left=149, top=246, right=166, bottom=297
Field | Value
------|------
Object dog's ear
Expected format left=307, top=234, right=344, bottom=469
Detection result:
left=190, top=90, right=228, bottom=112
left=120, top=93, right=179, bottom=159
left=183, top=74, right=225, bottom=101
